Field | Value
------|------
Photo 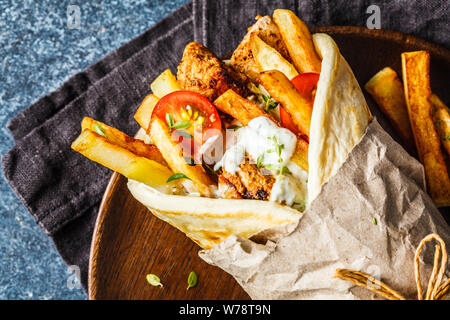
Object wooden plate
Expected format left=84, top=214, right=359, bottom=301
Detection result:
left=88, top=26, right=450, bottom=300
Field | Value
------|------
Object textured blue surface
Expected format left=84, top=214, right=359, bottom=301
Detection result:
left=0, top=0, right=189, bottom=300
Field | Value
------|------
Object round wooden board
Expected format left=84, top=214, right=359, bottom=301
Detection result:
left=88, top=26, right=450, bottom=300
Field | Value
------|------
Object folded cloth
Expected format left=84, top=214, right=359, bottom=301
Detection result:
left=2, top=0, right=449, bottom=294
left=194, top=0, right=450, bottom=56
left=2, top=1, right=193, bottom=291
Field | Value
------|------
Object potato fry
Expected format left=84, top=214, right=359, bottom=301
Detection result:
left=230, top=15, right=291, bottom=82
left=291, top=139, right=309, bottom=172
left=250, top=34, right=299, bottom=80
left=150, top=117, right=215, bottom=197
left=258, top=70, right=312, bottom=137
left=273, top=9, right=321, bottom=74
left=213, top=89, right=279, bottom=126
left=365, top=67, right=415, bottom=151
left=150, top=69, right=182, bottom=98
left=402, top=51, right=450, bottom=207
left=71, top=129, right=173, bottom=189
left=80, top=117, right=167, bottom=166
left=214, top=89, right=308, bottom=171
left=134, top=94, right=159, bottom=131
left=430, top=94, right=450, bottom=157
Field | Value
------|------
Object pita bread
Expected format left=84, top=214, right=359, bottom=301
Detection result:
left=307, top=34, right=372, bottom=203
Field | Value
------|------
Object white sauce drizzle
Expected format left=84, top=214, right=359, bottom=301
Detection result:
left=215, top=116, right=308, bottom=210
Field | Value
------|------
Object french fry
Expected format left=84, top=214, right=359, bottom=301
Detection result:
left=365, top=67, right=415, bottom=151
left=71, top=129, right=173, bottom=189
left=134, top=94, right=159, bottom=131
left=80, top=117, right=167, bottom=166
left=213, top=89, right=279, bottom=126
left=291, top=138, right=309, bottom=172
left=214, top=89, right=309, bottom=171
left=150, top=69, right=182, bottom=98
left=250, top=34, right=299, bottom=80
left=430, top=94, right=450, bottom=156
left=401, top=51, right=450, bottom=207
left=230, top=15, right=291, bottom=83
left=150, top=117, right=215, bottom=197
left=273, top=9, right=321, bottom=74
left=258, top=70, right=312, bottom=137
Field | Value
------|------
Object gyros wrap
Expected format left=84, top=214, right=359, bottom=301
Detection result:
left=127, top=33, right=372, bottom=249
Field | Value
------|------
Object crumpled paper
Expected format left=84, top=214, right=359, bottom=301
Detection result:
left=199, top=120, right=450, bottom=300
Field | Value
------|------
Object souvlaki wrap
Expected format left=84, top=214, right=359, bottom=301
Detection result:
left=71, top=10, right=450, bottom=299
left=127, top=32, right=372, bottom=249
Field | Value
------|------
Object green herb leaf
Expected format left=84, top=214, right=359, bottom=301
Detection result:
left=259, top=94, right=269, bottom=103
left=174, top=130, right=193, bottom=138
left=227, top=124, right=242, bottom=131
left=257, top=153, right=264, bottom=168
left=435, top=120, right=442, bottom=126
left=166, top=113, right=174, bottom=129
left=93, top=123, right=106, bottom=137
left=146, top=274, right=163, bottom=287
left=172, top=121, right=191, bottom=130
left=187, top=271, right=198, bottom=290
left=372, top=217, right=378, bottom=225
left=279, top=166, right=290, bottom=175
left=276, top=144, right=284, bottom=157
left=266, top=100, right=279, bottom=111
left=444, top=135, right=450, bottom=141
left=167, top=173, right=191, bottom=183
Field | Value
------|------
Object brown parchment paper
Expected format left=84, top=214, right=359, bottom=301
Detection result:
left=199, top=120, right=450, bottom=300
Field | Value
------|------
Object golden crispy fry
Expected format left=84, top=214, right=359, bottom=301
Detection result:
left=401, top=51, right=450, bottom=207
left=134, top=94, right=159, bottom=131
left=365, top=67, right=415, bottom=152
left=430, top=94, right=450, bottom=157
left=258, top=70, right=312, bottom=137
left=291, top=138, right=309, bottom=172
left=273, top=9, right=321, bottom=74
left=150, top=69, right=182, bottom=98
left=213, top=89, right=309, bottom=171
left=213, top=89, right=279, bottom=126
left=80, top=117, right=167, bottom=166
left=250, top=34, right=299, bottom=80
left=71, top=129, right=173, bottom=188
left=149, top=117, right=215, bottom=197
left=230, top=15, right=291, bottom=82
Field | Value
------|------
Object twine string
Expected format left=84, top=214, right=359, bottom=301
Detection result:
left=334, top=233, right=449, bottom=300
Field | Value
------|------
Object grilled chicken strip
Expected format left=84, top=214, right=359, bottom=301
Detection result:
left=177, top=42, right=250, bottom=101
left=219, top=156, right=275, bottom=201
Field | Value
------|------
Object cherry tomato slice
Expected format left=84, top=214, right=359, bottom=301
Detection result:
left=291, top=73, right=320, bottom=103
left=151, top=91, right=222, bottom=158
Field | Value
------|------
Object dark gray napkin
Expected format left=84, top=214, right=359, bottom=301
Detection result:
left=2, top=0, right=449, bottom=294
left=2, top=2, right=193, bottom=290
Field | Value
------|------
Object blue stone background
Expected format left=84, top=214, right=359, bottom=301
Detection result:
left=0, top=0, right=189, bottom=300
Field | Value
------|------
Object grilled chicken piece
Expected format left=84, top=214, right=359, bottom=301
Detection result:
left=219, top=156, right=275, bottom=200
left=230, top=15, right=291, bottom=82
left=218, top=175, right=242, bottom=199
left=177, top=42, right=250, bottom=101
